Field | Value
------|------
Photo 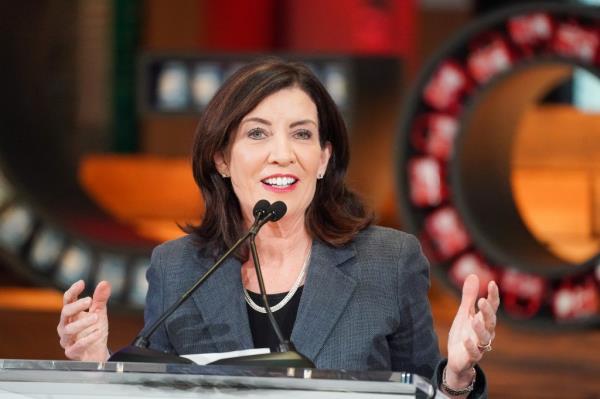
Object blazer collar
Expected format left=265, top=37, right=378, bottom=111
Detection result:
left=291, top=239, right=357, bottom=361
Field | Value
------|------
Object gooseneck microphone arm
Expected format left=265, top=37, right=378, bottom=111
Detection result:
left=247, top=200, right=294, bottom=352
left=133, top=229, right=255, bottom=348
left=108, top=200, right=270, bottom=363
left=248, top=234, right=289, bottom=349
left=133, top=199, right=271, bottom=349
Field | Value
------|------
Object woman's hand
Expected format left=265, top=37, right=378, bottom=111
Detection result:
left=446, top=274, right=500, bottom=389
left=57, top=280, right=112, bottom=362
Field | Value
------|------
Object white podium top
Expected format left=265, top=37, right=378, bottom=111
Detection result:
left=0, top=359, right=438, bottom=399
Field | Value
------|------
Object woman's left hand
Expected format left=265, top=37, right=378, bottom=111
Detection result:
left=445, top=274, right=500, bottom=388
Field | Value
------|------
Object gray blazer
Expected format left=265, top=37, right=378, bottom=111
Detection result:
left=144, top=226, right=486, bottom=396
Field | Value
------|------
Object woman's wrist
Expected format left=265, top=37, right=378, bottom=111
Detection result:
left=445, top=366, right=475, bottom=388
left=442, top=366, right=476, bottom=396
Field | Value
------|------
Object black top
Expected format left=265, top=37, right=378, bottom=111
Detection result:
left=246, top=287, right=303, bottom=352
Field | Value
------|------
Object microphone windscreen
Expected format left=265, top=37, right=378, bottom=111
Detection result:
left=253, top=199, right=270, bottom=218
left=268, top=201, right=287, bottom=222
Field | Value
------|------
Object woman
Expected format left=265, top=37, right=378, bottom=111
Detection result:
left=57, top=59, right=498, bottom=397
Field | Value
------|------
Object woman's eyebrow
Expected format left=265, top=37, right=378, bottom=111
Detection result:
left=290, top=119, right=317, bottom=128
left=241, top=117, right=317, bottom=128
left=241, top=117, right=271, bottom=125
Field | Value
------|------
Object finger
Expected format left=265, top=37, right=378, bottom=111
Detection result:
left=472, top=312, right=492, bottom=346
left=76, top=321, right=105, bottom=342
left=60, top=296, right=92, bottom=322
left=90, top=281, right=112, bottom=313
left=63, top=280, right=85, bottom=306
left=64, top=329, right=103, bottom=359
left=487, top=280, right=500, bottom=313
left=464, top=338, right=483, bottom=363
left=459, top=274, right=480, bottom=315
left=59, top=332, right=73, bottom=349
left=58, top=297, right=92, bottom=335
left=478, top=298, right=497, bottom=333
left=63, top=313, right=98, bottom=336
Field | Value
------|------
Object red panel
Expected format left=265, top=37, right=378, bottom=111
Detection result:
left=203, top=0, right=276, bottom=51
left=285, top=0, right=416, bottom=56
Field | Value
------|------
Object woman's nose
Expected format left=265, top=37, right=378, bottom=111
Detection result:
left=268, top=134, right=295, bottom=165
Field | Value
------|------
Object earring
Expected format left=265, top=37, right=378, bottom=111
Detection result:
left=317, top=173, right=324, bottom=179
left=221, top=173, right=229, bottom=178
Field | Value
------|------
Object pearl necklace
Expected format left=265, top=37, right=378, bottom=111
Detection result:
left=244, top=245, right=312, bottom=314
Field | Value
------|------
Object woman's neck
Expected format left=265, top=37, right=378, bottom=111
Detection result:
left=242, top=213, right=312, bottom=293
left=252, top=213, right=310, bottom=263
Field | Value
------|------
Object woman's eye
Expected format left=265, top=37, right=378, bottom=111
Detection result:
left=294, top=130, right=312, bottom=140
left=248, top=128, right=266, bottom=139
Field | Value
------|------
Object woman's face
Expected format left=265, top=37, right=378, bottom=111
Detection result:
left=215, top=86, right=331, bottom=224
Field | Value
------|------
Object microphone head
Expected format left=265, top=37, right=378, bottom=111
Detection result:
left=268, top=201, right=287, bottom=222
left=253, top=199, right=270, bottom=218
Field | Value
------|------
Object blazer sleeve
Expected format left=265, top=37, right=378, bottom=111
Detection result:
left=142, top=244, right=176, bottom=354
left=388, top=233, right=442, bottom=377
left=388, top=234, right=487, bottom=398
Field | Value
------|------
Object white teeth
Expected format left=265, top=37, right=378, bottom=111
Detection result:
left=263, top=176, right=297, bottom=187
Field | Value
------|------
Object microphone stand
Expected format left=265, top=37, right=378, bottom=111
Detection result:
left=109, top=207, right=269, bottom=364
left=249, top=234, right=288, bottom=348
left=210, top=229, right=314, bottom=368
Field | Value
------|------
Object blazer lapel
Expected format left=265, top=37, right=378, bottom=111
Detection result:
left=291, top=239, right=357, bottom=361
left=190, top=251, right=253, bottom=352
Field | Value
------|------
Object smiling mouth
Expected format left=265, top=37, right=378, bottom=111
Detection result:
left=261, top=176, right=298, bottom=188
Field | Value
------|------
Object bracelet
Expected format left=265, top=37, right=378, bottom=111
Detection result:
left=441, top=366, right=476, bottom=396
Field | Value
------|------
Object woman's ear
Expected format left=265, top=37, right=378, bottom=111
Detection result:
left=318, top=141, right=332, bottom=176
left=214, top=152, right=229, bottom=178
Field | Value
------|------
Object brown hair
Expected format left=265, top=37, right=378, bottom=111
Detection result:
left=187, top=58, right=373, bottom=258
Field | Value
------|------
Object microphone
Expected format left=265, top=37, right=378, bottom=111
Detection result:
left=250, top=201, right=287, bottom=234
left=212, top=201, right=315, bottom=368
left=266, top=201, right=287, bottom=222
left=108, top=199, right=275, bottom=364
left=253, top=199, right=270, bottom=220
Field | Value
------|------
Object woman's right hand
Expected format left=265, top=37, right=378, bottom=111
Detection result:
left=57, top=280, right=112, bottom=362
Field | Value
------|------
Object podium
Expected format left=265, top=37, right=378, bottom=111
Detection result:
left=0, top=359, right=441, bottom=398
